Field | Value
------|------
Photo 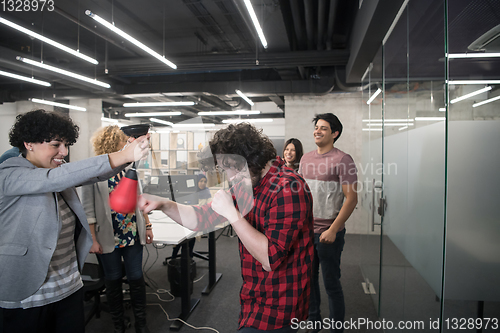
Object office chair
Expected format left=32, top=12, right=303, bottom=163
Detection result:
left=82, top=256, right=132, bottom=327
left=82, top=261, right=106, bottom=325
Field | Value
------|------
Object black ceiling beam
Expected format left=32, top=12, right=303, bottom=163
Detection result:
left=269, top=95, right=285, bottom=108
left=345, top=0, right=406, bottom=83
left=105, top=50, right=349, bottom=74
left=117, top=75, right=335, bottom=96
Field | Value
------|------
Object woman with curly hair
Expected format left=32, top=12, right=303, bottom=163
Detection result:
left=283, top=138, right=304, bottom=171
left=82, top=125, right=153, bottom=333
left=0, top=110, right=149, bottom=333
left=138, top=123, right=314, bottom=332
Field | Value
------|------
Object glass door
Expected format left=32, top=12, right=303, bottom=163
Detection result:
left=359, top=46, right=384, bottom=314
left=379, top=1, right=447, bottom=331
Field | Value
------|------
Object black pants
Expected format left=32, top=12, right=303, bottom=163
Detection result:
left=1, top=289, right=84, bottom=333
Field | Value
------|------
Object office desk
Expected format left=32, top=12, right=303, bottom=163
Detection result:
left=149, top=211, right=222, bottom=330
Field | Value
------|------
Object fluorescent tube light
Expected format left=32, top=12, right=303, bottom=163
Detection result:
left=125, top=112, right=182, bottom=117
left=414, top=117, right=446, bottom=121
left=450, top=86, right=492, bottom=104
left=366, top=88, right=382, bottom=104
left=85, top=10, right=177, bottom=69
left=0, top=69, right=51, bottom=87
left=439, top=108, right=446, bottom=112
left=123, top=102, right=195, bottom=107
left=362, top=128, right=382, bottom=131
left=367, top=123, right=414, bottom=127
left=472, top=95, right=500, bottom=107
left=101, top=117, right=119, bottom=123
left=150, top=118, right=215, bottom=127
left=448, top=52, right=500, bottom=59
left=362, top=118, right=414, bottom=122
left=198, top=110, right=260, bottom=116
left=17, top=57, right=111, bottom=88
left=235, top=90, right=254, bottom=106
left=242, top=0, right=268, bottom=49
left=31, top=98, right=86, bottom=111
left=448, top=80, right=500, bottom=85
left=150, top=118, right=174, bottom=126
left=0, top=17, right=98, bottom=65
left=172, top=123, right=216, bottom=127
left=123, top=93, right=165, bottom=98
left=398, top=126, right=408, bottom=131
left=222, top=118, right=273, bottom=124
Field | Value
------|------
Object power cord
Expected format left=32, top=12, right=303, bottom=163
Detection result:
left=147, top=292, right=219, bottom=332
left=142, top=244, right=218, bottom=331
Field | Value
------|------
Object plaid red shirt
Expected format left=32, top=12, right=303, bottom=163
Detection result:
left=193, top=157, right=314, bottom=330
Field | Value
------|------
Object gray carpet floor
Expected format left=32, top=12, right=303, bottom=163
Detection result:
left=84, top=232, right=383, bottom=332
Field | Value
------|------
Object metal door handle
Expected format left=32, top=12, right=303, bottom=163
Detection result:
left=371, top=179, right=383, bottom=231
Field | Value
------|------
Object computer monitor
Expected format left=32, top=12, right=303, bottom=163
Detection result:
left=143, top=174, right=199, bottom=205
left=142, top=175, right=172, bottom=200
left=170, top=175, right=199, bottom=205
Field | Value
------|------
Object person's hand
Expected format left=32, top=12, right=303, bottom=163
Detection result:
left=211, top=189, right=241, bottom=223
left=121, top=134, right=150, bottom=162
left=319, top=229, right=337, bottom=244
left=145, top=229, right=154, bottom=244
left=89, top=240, right=103, bottom=254
left=138, top=193, right=169, bottom=214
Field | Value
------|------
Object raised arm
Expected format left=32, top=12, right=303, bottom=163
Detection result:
left=138, top=193, right=199, bottom=230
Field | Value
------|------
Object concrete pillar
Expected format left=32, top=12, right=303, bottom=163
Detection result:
left=69, top=99, right=102, bottom=161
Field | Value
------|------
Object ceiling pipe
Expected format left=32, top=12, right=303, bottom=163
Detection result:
left=183, top=0, right=238, bottom=52
left=289, top=0, right=307, bottom=50
left=317, top=0, right=327, bottom=50
left=326, top=0, right=339, bottom=50
left=199, top=93, right=234, bottom=111
left=303, top=0, right=315, bottom=50
left=103, top=50, right=349, bottom=74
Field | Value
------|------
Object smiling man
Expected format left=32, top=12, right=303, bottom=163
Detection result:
left=299, top=113, right=358, bottom=333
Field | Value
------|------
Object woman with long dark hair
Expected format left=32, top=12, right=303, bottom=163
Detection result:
left=283, top=138, right=304, bottom=171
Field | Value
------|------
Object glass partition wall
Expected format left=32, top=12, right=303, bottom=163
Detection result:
left=359, top=0, right=500, bottom=331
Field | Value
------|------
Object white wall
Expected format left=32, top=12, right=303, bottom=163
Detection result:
left=69, top=99, right=103, bottom=160
left=0, top=101, right=54, bottom=155
left=0, top=103, right=17, bottom=154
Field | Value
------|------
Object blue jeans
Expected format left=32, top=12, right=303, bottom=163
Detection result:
left=98, top=242, right=144, bottom=281
left=309, top=229, right=345, bottom=333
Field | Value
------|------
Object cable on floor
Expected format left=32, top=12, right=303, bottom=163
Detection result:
left=147, top=293, right=219, bottom=332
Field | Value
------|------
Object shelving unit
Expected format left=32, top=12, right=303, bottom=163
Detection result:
left=149, top=130, right=209, bottom=175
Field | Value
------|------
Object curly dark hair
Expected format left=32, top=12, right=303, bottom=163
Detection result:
left=203, top=123, right=276, bottom=177
left=9, top=109, right=79, bottom=153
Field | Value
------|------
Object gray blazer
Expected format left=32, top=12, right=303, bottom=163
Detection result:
left=81, top=170, right=147, bottom=254
left=0, top=155, right=125, bottom=302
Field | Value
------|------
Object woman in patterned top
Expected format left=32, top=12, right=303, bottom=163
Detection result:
left=82, top=125, right=153, bottom=333
left=0, top=110, right=149, bottom=333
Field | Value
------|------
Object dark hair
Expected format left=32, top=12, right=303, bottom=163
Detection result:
left=9, top=109, right=79, bottom=153
left=313, top=113, right=343, bottom=142
left=204, top=123, right=276, bottom=177
left=283, top=138, right=303, bottom=170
